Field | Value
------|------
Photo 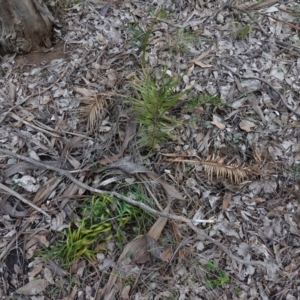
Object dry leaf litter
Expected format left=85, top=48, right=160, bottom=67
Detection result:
left=0, top=0, right=300, bottom=299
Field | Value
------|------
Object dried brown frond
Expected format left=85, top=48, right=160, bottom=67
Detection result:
left=77, top=93, right=113, bottom=135
left=252, top=142, right=265, bottom=163
left=201, top=154, right=253, bottom=184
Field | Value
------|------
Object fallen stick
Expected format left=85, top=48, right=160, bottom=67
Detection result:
left=0, top=182, right=50, bottom=218
left=0, top=148, right=270, bottom=269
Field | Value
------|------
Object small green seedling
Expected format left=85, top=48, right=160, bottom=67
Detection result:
left=233, top=133, right=242, bottom=144
left=10, top=181, right=20, bottom=190
left=235, top=24, right=252, bottom=40
left=204, top=261, right=230, bottom=288
left=127, top=69, right=187, bottom=151
left=169, top=28, right=197, bottom=54
left=129, top=13, right=158, bottom=68
left=129, top=23, right=146, bottom=50
left=290, top=160, right=300, bottom=180
left=186, top=93, right=222, bottom=111
left=157, top=9, right=169, bottom=19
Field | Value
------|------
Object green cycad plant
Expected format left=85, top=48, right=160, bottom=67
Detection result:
left=129, top=14, right=158, bottom=68
left=128, top=70, right=186, bottom=151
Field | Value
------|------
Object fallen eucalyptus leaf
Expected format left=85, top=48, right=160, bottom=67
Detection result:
left=239, top=119, right=255, bottom=132
left=15, top=279, right=49, bottom=295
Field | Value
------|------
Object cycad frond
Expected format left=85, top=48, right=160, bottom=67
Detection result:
left=127, top=70, right=185, bottom=151
left=77, top=93, right=113, bottom=135
left=202, top=154, right=252, bottom=184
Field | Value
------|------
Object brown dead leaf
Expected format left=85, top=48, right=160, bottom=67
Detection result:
left=45, top=259, right=68, bottom=277
left=66, top=153, right=81, bottom=169
left=76, top=93, right=113, bottom=135
left=252, top=197, right=266, bottom=203
left=59, top=285, right=78, bottom=300
left=120, top=285, right=131, bottom=300
left=0, top=240, right=9, bottom=248
left=239, top=119, right=256, bottom=132
left=8, top=81, right=16, bottom=102
left=35, top=234, right=50, bottom=248
left=106, top=69, right=118, bottom=87
left=44, top=267, right=55, bottom=284
left=4, top=162, right=35, bottom=179
left=148, top=202, right=170, bottom=240
left=15, top=279, right=49, bottom=295
left=73, top=86, right=95, bottom=97
left=71, top=259, right=86, bottom=275
left=261, top=12, right=300, bottom=32
left=198, top=129, right=212, bottom=155
left=99, top=235, right=149, bottom=299
left=60, top=183, right=80, bottom=207
left=117, top=235, right=150, bottom=264
left=147, top=172, right=184, bottom=200
left=78, top=174, right=87, bottom=195
left=32, top=177, right=58, bottom=204
left=192, top=61, right=213, bottom=68
left=188, top=50, right=213, bottom=68
left=26, top=244, right=37, bottom=260
left=211, top=120, right=226, bottom=130
left=100, top=235, right=161, bottom=299
left=222, top=192, right=232, bottom=212
left=161, top=246, right=173, bottom=262
left=28, top=263, right=43, bottom=278
left=62, top=136, right=85, bottom=156
left=145, top=235, right=162, bottom=260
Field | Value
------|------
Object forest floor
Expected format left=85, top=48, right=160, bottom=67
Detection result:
left=1, top=0, right=300, bottom=299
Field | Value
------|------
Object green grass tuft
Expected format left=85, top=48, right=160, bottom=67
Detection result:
left=41, top=193, right=153, bottom=267
left=204, top=261, right=230, bottom=288
left=185, top=93, right=222, bottom=111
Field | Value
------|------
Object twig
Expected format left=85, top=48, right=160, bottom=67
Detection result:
left=0, top=182, right=50, bottom=218
left=3, top=112, right=93, bottom=139
left=136, top=173, right=163, bottom=211
left=275, top=40, right=300, bottom=52
left=7, top=112, right=62, bottom=138
left=149, top=17, right=186, bottom=28
left=0, top=148, right=270, bottom=269
left=259, top=12, right=300, bottom=32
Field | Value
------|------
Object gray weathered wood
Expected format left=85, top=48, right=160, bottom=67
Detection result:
left=0, top=0, right=55, bottom=54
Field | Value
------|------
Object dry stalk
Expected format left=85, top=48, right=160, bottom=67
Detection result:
left=0, top=182, right=50, bottom=218
left=168, top=154, right=256, bottom=184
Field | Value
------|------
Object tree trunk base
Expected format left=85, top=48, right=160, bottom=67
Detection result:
left=0, top=0, right=55, bottom=55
